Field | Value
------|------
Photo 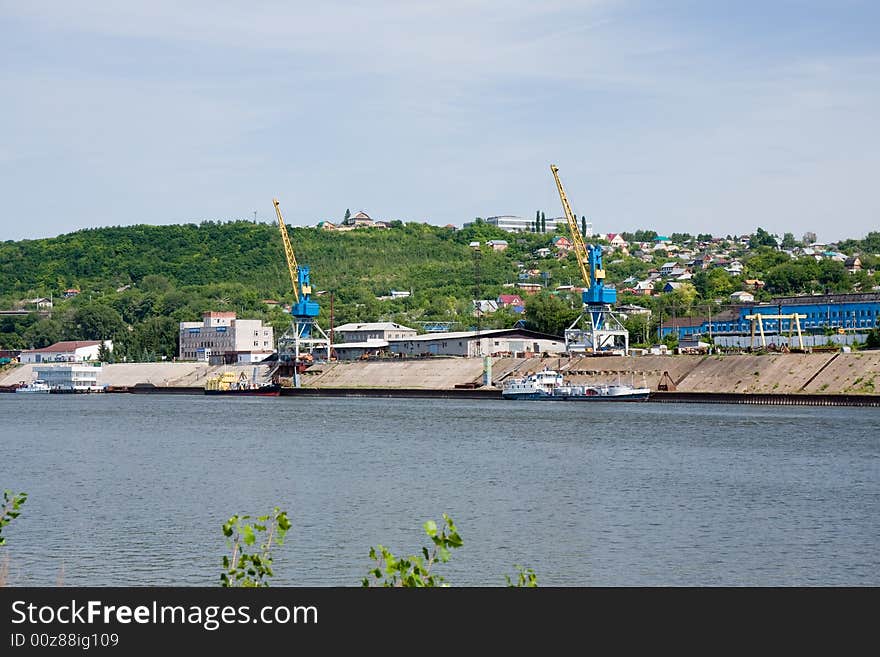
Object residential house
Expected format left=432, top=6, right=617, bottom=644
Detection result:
left=730, top=291, right=755, bottom=303
left=27, top=297, right=53, bottom=309
left=497, top=294, right=525, bottom=314
left=473, top=300, right=500, bottom=316
left=535, top=247, right=552, bottom=258
left=744, top=279, right=765, bottom=290
left=845, top=256, right=862, bottom=273
left=516, top=282, right=543, bottom=295
left=604, top=233, right=628, bottom=250
left=487, top=240, right=509, bottom=252
left=342, top=211, right=374, bottom=228
left=663, top=281, right=683, bottom=293
left=63, top=288, right=80, bottom=298
left=631, top=280, right=655, bottom=296
left=552, top=236, right=572, bottom=251
left=659, top=262, right=679, bottom=276
left=724, top=261, right=744, bottom=275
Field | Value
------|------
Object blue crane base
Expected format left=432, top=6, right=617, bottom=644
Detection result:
left=583, top=288, right=616, bottom=305
left=291, top=300, right=320, bottom=318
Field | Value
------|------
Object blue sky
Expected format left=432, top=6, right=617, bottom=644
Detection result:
left=1, top=1, right=878, bottom=242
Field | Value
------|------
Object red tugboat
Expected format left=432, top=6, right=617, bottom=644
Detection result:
left=204, top=371, right=281, bottom=396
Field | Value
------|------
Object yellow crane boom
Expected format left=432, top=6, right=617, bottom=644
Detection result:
left=273, top=198, right=300, bottom=303
left=550, top=164, right=592, bottom=290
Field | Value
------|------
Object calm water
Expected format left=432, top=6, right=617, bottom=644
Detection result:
left=0, top=395, right=877, bottom=586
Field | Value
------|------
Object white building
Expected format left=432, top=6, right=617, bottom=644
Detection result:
left=730, top=291, right=755, bottom=303
left=19, top=340, right=111, bottom=364
left=333, top=322, right=417, bottom=344
left=390, top=329, right=565, bottom=358
left=33, top=364, right=102, bottom=391
left=463, top=216, right=564, bottom=233
left=179, top=312, right=274, bottom=363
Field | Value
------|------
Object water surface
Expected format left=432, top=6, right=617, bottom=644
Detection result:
left=1, top=395, right=877, bottom=586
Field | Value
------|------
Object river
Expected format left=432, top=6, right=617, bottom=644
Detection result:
left=1, top=395, right=877, bottom=586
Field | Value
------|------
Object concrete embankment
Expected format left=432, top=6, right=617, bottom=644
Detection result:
left=301, top=352, right=880, bottom=396
left=0, top=362, right=273, bottom=390
left=2, top=352, right=878, bottom=404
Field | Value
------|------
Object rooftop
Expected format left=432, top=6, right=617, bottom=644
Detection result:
left=22, top=340, right=103, bottom=353
left=334, top=322, right=416, bottom=332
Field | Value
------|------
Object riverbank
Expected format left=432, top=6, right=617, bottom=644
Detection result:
left=1, top=352, right=878, bottom=401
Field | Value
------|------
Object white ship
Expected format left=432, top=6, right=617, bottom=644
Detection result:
left=15, top=379, right=52, bottom=394
left=502, top=370, right=650, bottom=401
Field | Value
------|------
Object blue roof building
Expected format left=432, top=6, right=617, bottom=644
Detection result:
left=659, top=293, right=880, bottom=339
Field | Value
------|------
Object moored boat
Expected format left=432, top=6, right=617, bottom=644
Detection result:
left=204, top=371, right=280, bottom=396
left=15, top=379, right=52, bottom=394
left=502, top=369, right=650, bottom=401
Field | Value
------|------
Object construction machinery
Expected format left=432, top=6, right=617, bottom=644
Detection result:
left=273, top=198, right=330, bottom=386
left=550, top=164, right=629, bottom=355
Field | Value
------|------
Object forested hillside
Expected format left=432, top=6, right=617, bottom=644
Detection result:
left=1, top=221, right=877, bottom=359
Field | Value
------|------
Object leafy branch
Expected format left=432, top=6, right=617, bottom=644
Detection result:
left=220, top=507, right=291, bottom=587
left=505, top=565, right=538, bottom=587
left=363, top=513, right=464, bottom=587
left=0, top=490, right=27, bottom=547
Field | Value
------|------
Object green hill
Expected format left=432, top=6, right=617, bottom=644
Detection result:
left=0, top=220, right=568, bottom=358
left=1, top=222, right=877, bottom=359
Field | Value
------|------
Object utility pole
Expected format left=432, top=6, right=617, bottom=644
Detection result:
left=329, top=291, right=335, bottom=358
left=473, top=248, right=482, bottom=356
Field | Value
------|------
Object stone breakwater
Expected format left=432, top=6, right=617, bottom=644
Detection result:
left=1, top=352, right=878, bottom=396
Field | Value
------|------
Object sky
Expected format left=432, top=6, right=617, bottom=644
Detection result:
left=1, top=0, right=878, bottom=242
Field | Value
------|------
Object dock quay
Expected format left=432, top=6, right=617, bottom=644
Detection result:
left=1, top=352, right=878, bottom=406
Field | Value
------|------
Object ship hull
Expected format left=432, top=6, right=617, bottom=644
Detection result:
left=204, top=385, right=281, bottom=397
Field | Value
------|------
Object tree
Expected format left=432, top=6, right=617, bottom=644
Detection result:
left=540, top=212, right=546, bottom=234
left=781, top=232, right=797, bottom=249
left=344, top=208, right=351, bottom=223
left=693, top=268, right=734, bottom=299
left=749, top=227, right=778, bottom=249
left=802, top=231, right=817, bottom=246
left=22, top=318, right=62, bottom=348
left=866, top=328, right=880, bottom=349
left=525, top=292, right=579, bottom=335
left=97, top=341, right=112, bottom=363
left=70, top=303, right=125, bottom=341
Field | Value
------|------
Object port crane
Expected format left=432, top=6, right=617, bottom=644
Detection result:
left=550, top=164, right=629, bottom=354
left=273, top=198, right=330, bottom=386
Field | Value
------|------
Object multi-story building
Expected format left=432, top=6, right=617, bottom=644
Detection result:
left=178, top=312, right=274, bottom=363
left=33, top=364, right=102, bottom=392
left=463, top=216, right=564, bottom=233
